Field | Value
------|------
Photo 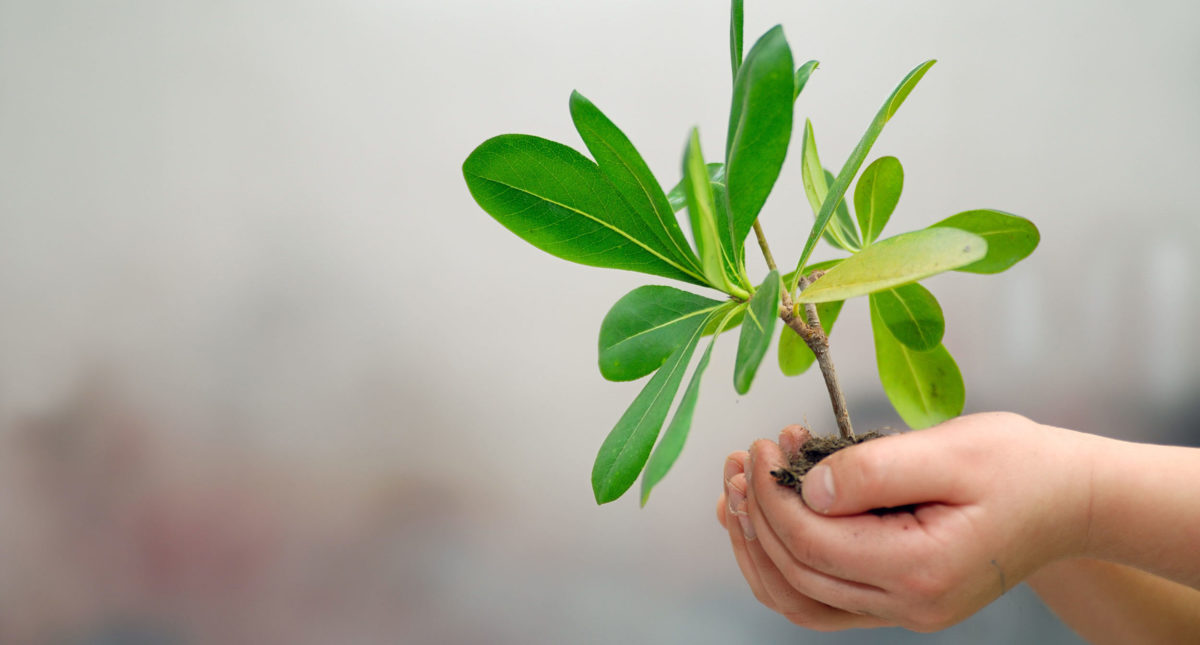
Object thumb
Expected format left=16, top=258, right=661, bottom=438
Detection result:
left=801, top=428, right=973, bottom=515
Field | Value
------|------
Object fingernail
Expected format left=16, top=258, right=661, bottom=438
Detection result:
left=803, top=464, right=835, bottom=513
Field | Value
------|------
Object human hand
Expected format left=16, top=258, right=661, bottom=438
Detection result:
left=717, top=412, right=1098, bottom=631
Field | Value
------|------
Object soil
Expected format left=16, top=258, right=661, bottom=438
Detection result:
left=771, top=428, right=921, bottom=515
left=770, top=430, right=886, bottom=493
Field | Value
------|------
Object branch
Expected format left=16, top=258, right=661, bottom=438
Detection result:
left=780, top=272, right=855, bottom=440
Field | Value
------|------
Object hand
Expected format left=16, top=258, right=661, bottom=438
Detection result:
left=717, top=412, right=1098, bottom=631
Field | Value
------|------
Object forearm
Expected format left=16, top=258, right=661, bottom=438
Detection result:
left=1028, top=558, right=1200, bottom=644
left=1085, top=438, right=1200, bottom=588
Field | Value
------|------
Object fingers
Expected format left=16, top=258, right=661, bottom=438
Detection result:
left=778, top=424, right=810, bottom=456
left=799, top=426, right=975, bottom=516
left=724, top=449, right=886, bottom=630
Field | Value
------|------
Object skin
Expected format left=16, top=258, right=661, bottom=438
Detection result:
left=716, top=412, right=1200, bottom=636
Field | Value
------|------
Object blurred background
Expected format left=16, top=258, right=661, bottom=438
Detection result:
left=1, top=0, right=1197, bottom=643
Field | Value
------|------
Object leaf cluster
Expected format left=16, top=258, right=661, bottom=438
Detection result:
left=463, top=1, right=1039, bottom=505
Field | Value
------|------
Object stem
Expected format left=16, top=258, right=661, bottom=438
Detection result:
left=780, top=273, right=855, bottom=440
left=752, top=220, right=777, bottom=271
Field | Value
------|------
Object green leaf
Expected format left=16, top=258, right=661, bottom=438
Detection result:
left=464, top=135, right=706, bottom=285
left=930, top=209, right=1040, bottom=274
left=725, top=26, right=794, bottom=248
left=793, top=60, right=819, bottom=100
left=683, top=129, right=737, bottom=292
left=870, top=298, right=963, bottom=429
left=793, top=60, right=937, bottom=288
left=592, top=312, right=714, bottom=504
left=871, top=283, right=943, bottom=351
left=781, top=257, right=843, bottom=291
left=734, top=270, right=780, bottom=394
left=797, top=228, right=986, bottom=303
left=599, top=286, right=726, bottom=382
left=730, top=0, right=744, bottom=81
left=569, top=91, right=701, bottom=276
left=667, top=163, right=724, bottom=213
left=778, top=300, right=844, bottom=376
left=799, top=120, right=858, bottom=253
left=641, top=307, right=739, bottom=505
left=854, top=156, right=904, bottom=245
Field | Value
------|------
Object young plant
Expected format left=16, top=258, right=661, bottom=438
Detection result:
left=462, top=1, right=1039, bottom=506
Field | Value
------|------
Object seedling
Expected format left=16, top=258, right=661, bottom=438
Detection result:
left=463, top=1, right=1038, bottom=506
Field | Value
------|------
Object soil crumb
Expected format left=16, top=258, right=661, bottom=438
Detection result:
left=770, top=430, right=886, bottom=494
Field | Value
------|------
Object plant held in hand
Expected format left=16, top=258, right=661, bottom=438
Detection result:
left=463, top=0, right=1039, bottom=506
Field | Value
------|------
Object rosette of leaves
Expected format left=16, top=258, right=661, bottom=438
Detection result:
left=462, top=1, right=1038, bottom=506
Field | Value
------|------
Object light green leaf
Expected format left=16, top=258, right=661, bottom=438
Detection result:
left=797, top=228, right=986, bottom=303
left=793, top=60, right=937, bottom=289
left=734, top=270, right=780, bottom=394
left=871, top=298, right=963, bottom=429
left=683, top=129, right=737, bottom=292
left=799, top=120, right=858, bottom=253
left=599, top=286, right=726, bottom=382
left=641, top=307, right=739, bottom=505
left=725, top=26, right=794, bottom=249
left=730, top=0, right=744, bottom=81
left=667, top=162, right=724, bottom=213
left=824, top=169, right=861, bottom=252
left=930, top=209, right=1040, bottom=274
left=778, top=300, right=844, bottom=376
left=793, top=60, right=819, bottom=100
left=781, top=257, right=844, bottom=292
left=854, top=156, right=904, bottom=245
left=569, top=91, right=701, bottom=275
left=592, top=311, right=714, bottom=504
left=464, top=134, right=706, bottom=285
left=871, top=283, right=943, bottom=351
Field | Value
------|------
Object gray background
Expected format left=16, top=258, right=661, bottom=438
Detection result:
left=1, top=0, right=1197, bottom=643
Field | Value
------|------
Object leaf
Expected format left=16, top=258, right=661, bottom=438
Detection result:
left=778, top=300, right=844, bottom=376
left=641, top=307, right=739, bottom=505
left=569, top=91, right=701, bottom=276
left=793, top=60, right=819, bottom=100
left=871, top=283, right=943, bottom=351
left=870, top=298, right=963, bottom=429
left=781, top=257, right=843, bottom=290
left=799, top=120, right=859, bottom=253
left=599, top=286, right=726, bottom=382
left=730, top=0, right=744, bottom=80
left=854, top=156, right=904, bottom=245
left=464, top=135, right=706, bottom=285
left=797, top=228, right=986, bottom=303
left=725, top=26, right=794, bottom=248
left=793, top=60, right=937, bottom=288
left=592, top=312, right=714, bottom=504
left=667, top=163, right=724, bottom=212
left=683, top=129, right=736, bottom=292
left=929, top=209, right=1040, bottom=274
left=734, top=270, right=780, bottom=394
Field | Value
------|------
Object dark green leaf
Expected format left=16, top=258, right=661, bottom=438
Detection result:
left=797, top=228, right=986, bottom=303
left=778, top=300, right=844, bottom=376
left=793, top=60, right=937, bottom=288
left=734, top=270, right=780, bottom=394
left=871, top=283, right=943, bottom=351
left=464, top=135, right=706, bottom=285
left=854, top=156, right=904, bottom=245
left=725, top=26, right=794, bottom=248
left=683, top=129, right=737, bottom=292
left=592, top=312, right=713, bottom=504
left=870, top=298, right=963, bottom=429
left=599, top=286, right=726, bottom=382
left=641, top=307, right=738, bottom=505
left=569, top=91, right=701, bottom=275
left=793, top=60, right=819, bottom=100
left=930, top=209, right=1040, bottom=274
left=730, top=0, right=744, bottom=81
